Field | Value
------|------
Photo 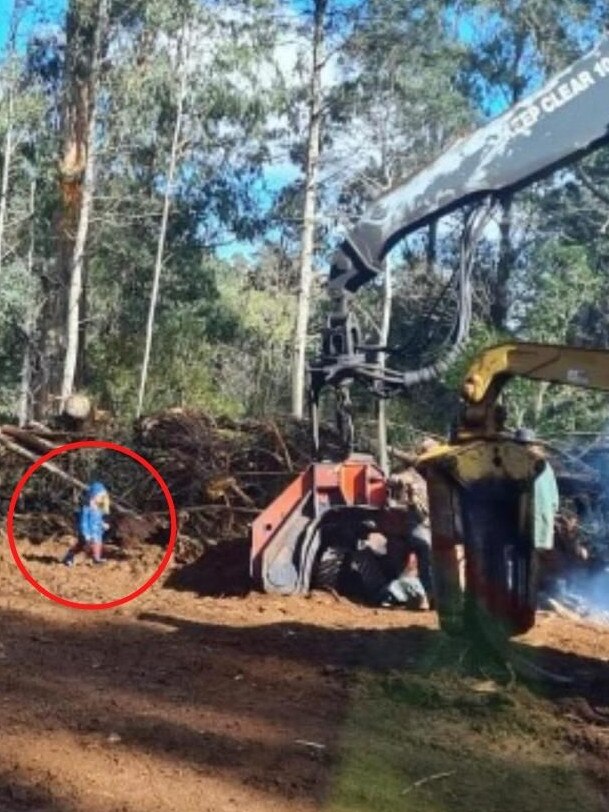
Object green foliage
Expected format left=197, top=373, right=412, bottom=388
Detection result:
left=0, top=0, right=608, bottom=437
left=520, top=240, right=601, bottom=343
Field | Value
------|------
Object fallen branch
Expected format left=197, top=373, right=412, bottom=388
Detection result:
left=505, top=651, right=573, bottom=686
left=0, top=431, right=138, bottom=516
left=545, top=598, right=609, bottom=632
left=546, top=597, right=585, bottom=623
left=294, top=739, right=326, bottom=750
left=1, top=425, right=61, bottom=455
left=269, top=420, right=294, bottom=472
left=229, top=471, right=294, bottom=477
left=229, top=481, right=255, bottom=507
left=388, top=445, right=417, bottom=465
left=402, top=771, right=456, bottom=795
left=366, top=441, right=419, bottom=468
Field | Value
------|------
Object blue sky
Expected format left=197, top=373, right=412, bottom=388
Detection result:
left=0, top=0, right=589, bottom=263
left=0, top=0, right=65, bottom=52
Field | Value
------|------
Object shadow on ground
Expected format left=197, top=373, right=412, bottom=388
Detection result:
left=1, top=606, right=609, bottom=811
left=22, top=546, right=129, bottom=567
left=165, top=539, right=251, bottom=596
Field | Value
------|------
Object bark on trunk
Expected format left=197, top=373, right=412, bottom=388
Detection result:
left=491, top=193, right=514, bottom=330
left=60, top=90, right=99, bottom=402
left=18, top=178, right=37, bottom=426
left=60, top=0, right=107, bottom=404
left=136, top=35, right=187, bottom=418
left=0, top=86, right=13, bottom=279
left=377, top=263, right=393, bottom=474
left=291, top=0, right=326, bottom=419
left=77, top=258, right=88, bottom=385
left=0, top=7, right=19, bottom=281
left=490, top=69, right=524, bottom=332
left=32, top=0, right=105, bottom=417
left=426, top=219, right=437, bottom=277
left=532, top=380, right=550, bottom=429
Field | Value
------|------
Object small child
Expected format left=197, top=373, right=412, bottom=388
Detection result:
left=62, top=481, right=110, bottom=567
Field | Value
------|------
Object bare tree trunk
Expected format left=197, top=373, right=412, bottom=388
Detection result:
left=291, top=0, right=326, bottom=419
left=532, top=380, right=549, bottom=429
left=18, top=177, right=37, bottom=426
left=136, top=36, right=187, bottom=418
left=426, top=219, right=437, bottom=277
left=490, top=67, right=524, bottom=332
left=377, top=263, right=393, bottom=474
left=33, top=0, right=106, bottom=416
left=60, top=0, right=107, bottom=404
left=60, top=115, right=97, bottom=402
left=491, top=193, right=514, bottom=330
left=0, top=6, right=21, bottom=281
left=76, top=258, right=88, bottom=385
left=0, top=86, right=13, bottom=279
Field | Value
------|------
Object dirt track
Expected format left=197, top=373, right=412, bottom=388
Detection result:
left=2, top=538, right=609, bottom=812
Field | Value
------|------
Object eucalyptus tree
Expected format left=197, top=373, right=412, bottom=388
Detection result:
left=84, top=0, right=284, bottom=415
left=60, top=0, right=109, bottom=404
left=287, top=0, right=322, bottom=418
left=0, top=2, right=53, bottom=418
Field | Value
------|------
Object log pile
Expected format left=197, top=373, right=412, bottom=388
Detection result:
left=0, top=423, right=152, bottom=547
left=0, top=424, right=94, bottom=514
left=133, top=409, right=342, bottom=549
left=0, top=411, right=342, bottom=563
left=4, top=411, right=609, bottom=608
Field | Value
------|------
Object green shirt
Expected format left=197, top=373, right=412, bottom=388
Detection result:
left=533, top=463, right=559, bottom=550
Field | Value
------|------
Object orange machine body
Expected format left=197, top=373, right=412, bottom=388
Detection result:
left=250, top=455, right=391, bottom=594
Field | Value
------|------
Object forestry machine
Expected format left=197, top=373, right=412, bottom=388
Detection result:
left=251, top=34, right=609, bottom=636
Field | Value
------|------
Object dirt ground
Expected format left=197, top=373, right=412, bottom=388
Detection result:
left=10, top=535, right=166, bottom=605
left=2, top=538, right=609, bottom=812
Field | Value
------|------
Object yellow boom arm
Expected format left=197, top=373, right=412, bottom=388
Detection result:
left=458, top=342, right=609, bottom=437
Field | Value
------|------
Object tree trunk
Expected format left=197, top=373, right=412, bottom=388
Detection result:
left=490, top=66, right=524, bottom=332
left=60, top=112, right=98, bottom=403
left=31, top=0, right=104, bottom=417
left=532, top=381, right=550, bottom=429
left=377, top=263, right=393, bottom=474
left=18, top=343, right=31, bottom=427
left=136, top=36, right=187, bottom=418
left=76, top=257, right=88, bottom=385
left=426, top=219, right=437, bottom=277
left=0, top=86, right=13, bottom=279
left=18, top=178, right=37, bottom=426
left=491, top=193, right=514, bottom=330
left=291, top=0, right=326, bottom=419
left=60, top=0, right=107, bottom=404
left=0, top=6, right=21, bottom=282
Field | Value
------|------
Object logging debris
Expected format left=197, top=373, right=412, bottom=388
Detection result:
left=0, top=411, right=342, bottom=563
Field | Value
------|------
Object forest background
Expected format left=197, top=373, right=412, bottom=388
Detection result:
left=0, top=0, right=608, bottom=447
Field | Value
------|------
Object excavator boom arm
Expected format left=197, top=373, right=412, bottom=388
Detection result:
left=462, top=342, right=609, bottom=406
left=330, top=36, right=609, bottom=295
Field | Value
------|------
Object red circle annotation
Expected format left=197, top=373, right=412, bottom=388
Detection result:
left=5, top=440, right=177, bottom=611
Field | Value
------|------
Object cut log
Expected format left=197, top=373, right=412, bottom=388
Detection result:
left=64, top=392, right=92, bottom=421
left=0, top=425, right=60, bottom=454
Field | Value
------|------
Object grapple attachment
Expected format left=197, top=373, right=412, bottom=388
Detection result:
left=419, top=439, right=547, bottom=637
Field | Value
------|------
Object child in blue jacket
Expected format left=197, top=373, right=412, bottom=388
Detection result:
left=62, top=481, right=110, bottom=566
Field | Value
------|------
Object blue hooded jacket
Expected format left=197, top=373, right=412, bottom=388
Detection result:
left=87, top=482, right=107, bottom=500
left=77, top=482, right=108, bottom=543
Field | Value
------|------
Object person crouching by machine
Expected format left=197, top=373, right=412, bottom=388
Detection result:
left=61, top=481, right=110, bottom=567
left=370, top=440, right=438, bottom=610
